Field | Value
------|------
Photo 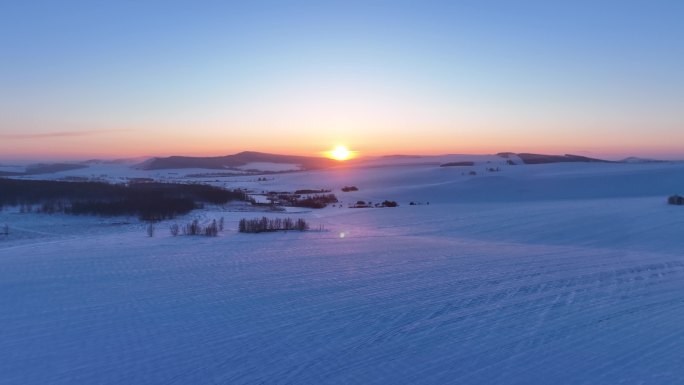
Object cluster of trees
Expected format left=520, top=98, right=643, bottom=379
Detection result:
left=668, top=195, right=684, bottom=205
left=0, top=178, right=248, bottom=220
left=266, top=192, right=339, bottom=209
left=352, top=200, right=398, bottom=208
left=294, top=189, right=331, bottom=194
left=239, top=217, right=309, bottom=233
left=292, top=194, right=338, bottom=209
left=181, top=219, right=219, bottom=236
left=171, top=218, right=224, bottom=237
left=341, top=186, right=359, bottom=192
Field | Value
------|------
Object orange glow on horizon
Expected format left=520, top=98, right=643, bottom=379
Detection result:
left=1, top=125, right=682, bottom=162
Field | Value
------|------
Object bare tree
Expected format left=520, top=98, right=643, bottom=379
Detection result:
left=170, top=223, right=179, bottom=236
left=146, top=223, right=155, bottom=237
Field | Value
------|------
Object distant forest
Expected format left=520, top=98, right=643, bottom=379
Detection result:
left=0, top=163, right=87, bottom=177
left=0, top=178, right=247, bottom=221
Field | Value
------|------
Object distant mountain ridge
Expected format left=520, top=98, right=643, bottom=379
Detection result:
left=138, top=151, right=339, bottom=170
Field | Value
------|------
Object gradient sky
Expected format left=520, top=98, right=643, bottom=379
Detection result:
left=1, top=0, right=682, bottom=160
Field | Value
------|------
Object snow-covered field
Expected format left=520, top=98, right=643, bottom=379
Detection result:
left=2, top=159, right=684, bottom=384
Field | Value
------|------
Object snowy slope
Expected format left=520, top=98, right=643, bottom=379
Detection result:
left=1, top=161, right=684, bottom=384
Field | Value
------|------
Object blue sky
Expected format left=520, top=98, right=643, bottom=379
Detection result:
left=1, top=0, right=682, bottom=159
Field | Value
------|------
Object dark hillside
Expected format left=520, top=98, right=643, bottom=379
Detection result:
left=140, top=151, right=339, bottom=170
left=510, top=153, right=613, bottom=164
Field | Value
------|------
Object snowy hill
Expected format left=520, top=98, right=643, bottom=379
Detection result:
left=138, top=151, right=339, bottom=171
left=508, top=152, right=613, bottom=164
left=620, top=156, right=667, bottom=163
left=2, top=159, right=684, bottom=384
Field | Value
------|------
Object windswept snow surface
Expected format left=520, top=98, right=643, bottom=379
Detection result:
left=2, top=162, right=684, bottom=384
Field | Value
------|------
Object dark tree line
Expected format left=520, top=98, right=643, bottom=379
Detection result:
left=71, top=197, right=196, bottom=221
left=0, top=178, right=248, bottom=221
left=239, top=217, right=309, bottom=233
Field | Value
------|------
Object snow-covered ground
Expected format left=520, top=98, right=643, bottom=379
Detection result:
left=2, top=160, right=684, bottom=384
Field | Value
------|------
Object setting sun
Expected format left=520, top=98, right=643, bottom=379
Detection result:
left=329, top=145, right=352, bottom=161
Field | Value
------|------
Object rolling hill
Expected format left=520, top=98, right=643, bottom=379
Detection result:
left=138, top=151, right=340, bottom=171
